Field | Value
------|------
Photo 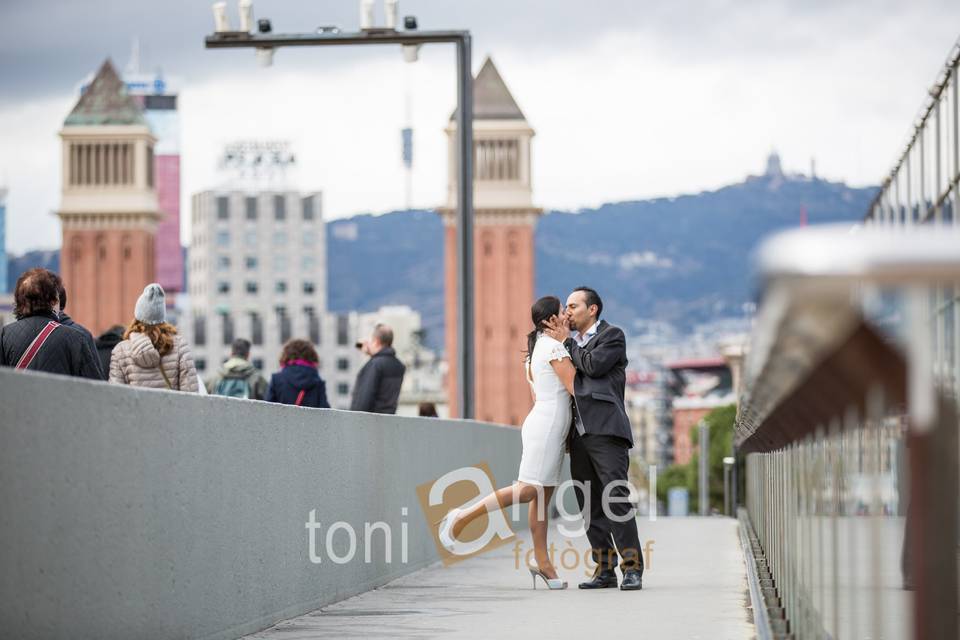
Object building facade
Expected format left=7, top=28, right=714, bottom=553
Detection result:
left=440, top=57, right=542, bottom=425
left=0, top=188, right=7, bottom=294
left=58, top=60, right=160, bottom=334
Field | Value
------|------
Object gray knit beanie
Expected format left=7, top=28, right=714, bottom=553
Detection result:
left=134, top=283, right=166, bottom=325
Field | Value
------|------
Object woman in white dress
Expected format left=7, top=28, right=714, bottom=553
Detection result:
left=438, top=296, right=576, bottom=589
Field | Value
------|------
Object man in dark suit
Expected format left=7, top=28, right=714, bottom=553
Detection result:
left=546, top=286, right=643, bottom=591
left=350, top=324, right=406, bottom=414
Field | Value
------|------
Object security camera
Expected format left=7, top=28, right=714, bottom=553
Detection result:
left=404, top=15, right=418, bottom=30
left=212, top=1, right=231, bottom=33
left=258, top=18, right=272, bottom=33
left=384, top=0, right=398, bottom=29
left=238, top=0, right=253, bottom=32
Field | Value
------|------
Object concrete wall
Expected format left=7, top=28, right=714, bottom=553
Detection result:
left=0, top=368, right=550, bottom=639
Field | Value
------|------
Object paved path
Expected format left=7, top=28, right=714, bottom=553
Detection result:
left=245, top=517, right=755, bottom=639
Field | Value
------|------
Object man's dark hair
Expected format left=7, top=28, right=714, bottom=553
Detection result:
left=14, top=268, right=62, bottom=319
left=373, top=323, right=394, bottom=348
left=231, top=338, right=252, bottom=359
left=58, top=283, right=67, bottom=311
left=574, top=286, right=603, bottom=319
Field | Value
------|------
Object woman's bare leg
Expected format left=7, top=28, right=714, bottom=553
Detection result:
left=529, top=485, right=558, bottom=578
left=451, top=481, right=539, bottom=538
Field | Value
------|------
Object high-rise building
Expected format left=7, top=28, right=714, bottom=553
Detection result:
left=0, top=187, right=7, bottom=294
left=58, top=59, right=160, bottom=334
left=440, top=57, right=542, bottom=425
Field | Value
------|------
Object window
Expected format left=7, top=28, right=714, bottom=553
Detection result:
left=245, top=197, right=257, bottom=221
left=217, top=255, right=230, bottom=271
left=273, top=255, right=288, bottom=272
left=273, top=195, right=286, bottom=220
left=250, top=312, right=263, bottom=345
left=245, top=281, right=258, bottom=294
left=302, top=195, right=315, bottom=220
left=217, top=281, right=230, bottom=294
left=195, top=358, right=206, bottom=372
left=337, top=358, right=350, bottom=371
left=278, top=311, right=291, bottom=343
left=216, top=196, right=229, bottom=220
left=194, top=316, right=206, bottom=346
left=302, top=231, right=317, bottom=247
left=337, top=383, right=350, bottom=396
left=245, top=256, right=258, bottom=270
left=252, top=358, right=263, bottom=371
left=272, top=231, right=287, bottom=246
left=146, top=145, right=155, bottom=188
left=301, top=256, right=316, bottom=270
left=221, top=313, right=234, bottom=345
left=474, top=139, right=519, bottom=181
left=275, top=280, right=287, bottom=294
left=216, top=231, right=230, bottom=247
left=303, top=281, right=316, bottom=295
left=308, top=312, right=320, bottom=345
left=244, top=230, right=257, bottom=247
left=337, top=315, right=349, bottom=346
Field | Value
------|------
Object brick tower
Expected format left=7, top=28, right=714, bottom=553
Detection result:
left=58, top=60, right=160, bottom=334
left=441, top=57, right=542, bottom=424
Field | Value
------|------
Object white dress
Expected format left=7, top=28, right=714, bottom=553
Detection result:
left=517, top=334, right=573, bottom=486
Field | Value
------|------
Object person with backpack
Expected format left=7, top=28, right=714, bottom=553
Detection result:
left=265, top=338, right=330, bottom=408
left=205, top=338, right=268, bottom=400
left=108, top=283, right=199, bottom=393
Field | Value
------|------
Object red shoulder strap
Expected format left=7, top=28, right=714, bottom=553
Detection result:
left=295, top=389, right=306, bottom=406
left=16, top=321, right=61, bottom=370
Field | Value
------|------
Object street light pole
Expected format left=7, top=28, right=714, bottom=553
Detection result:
left=205, top=25, right=476, bottom=418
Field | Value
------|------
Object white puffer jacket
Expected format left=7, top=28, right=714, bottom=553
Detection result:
left=109, top=332, right=199, bottom=392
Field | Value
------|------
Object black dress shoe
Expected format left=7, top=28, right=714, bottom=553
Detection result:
left=578, top=569, right=618, bottom=589
left=620, top=569, right=642, bottom=591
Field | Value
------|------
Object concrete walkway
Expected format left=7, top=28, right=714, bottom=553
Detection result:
left=245, top=517, right=755, bottom=639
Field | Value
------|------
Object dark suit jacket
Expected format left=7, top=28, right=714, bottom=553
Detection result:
left=565, top=320, right=633, bottom=447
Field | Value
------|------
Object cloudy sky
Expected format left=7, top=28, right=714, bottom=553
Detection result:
left=1, top=0, right=958, bottom=253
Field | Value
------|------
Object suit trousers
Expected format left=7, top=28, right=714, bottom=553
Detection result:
left=569, top=430, right=643, bottom=574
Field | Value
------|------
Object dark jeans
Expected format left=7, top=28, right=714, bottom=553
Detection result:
left=569, top=430, right=643, bottom=573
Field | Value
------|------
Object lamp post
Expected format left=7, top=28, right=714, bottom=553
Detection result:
left=722, top=456, right=734, bottom=517
left=204, top=9, right=476, bottom=418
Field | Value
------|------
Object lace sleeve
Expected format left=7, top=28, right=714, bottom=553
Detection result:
left=546, top=339, right=570, bottom=363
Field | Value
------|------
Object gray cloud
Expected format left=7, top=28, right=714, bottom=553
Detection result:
left=2, top=0, right=948, bottom=104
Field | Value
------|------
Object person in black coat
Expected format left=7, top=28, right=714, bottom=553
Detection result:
left=0, top=268, right=102, bottom=379
left=265, top=338, right=330, bottom=408
left=94, top=325, right=125, bottom=381
left=350, top=323, right=406, bottom=414
left=545, top=286, right=643, bottom=591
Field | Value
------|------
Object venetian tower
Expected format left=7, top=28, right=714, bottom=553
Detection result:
left=441, top=58, right=542, bottom=425
left=58, top=60, right=160, bottom=334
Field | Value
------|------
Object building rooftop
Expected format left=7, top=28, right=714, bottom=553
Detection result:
left=451, top=56, right=526, bottom=121
left=64, top=59, right=146, bottom=127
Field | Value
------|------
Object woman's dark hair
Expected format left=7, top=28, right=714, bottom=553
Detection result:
left=279, top=338, right=319, bottom=367
left=525, top=295, right=562, bottom=360
left=14, top=268, right=62, bottom=319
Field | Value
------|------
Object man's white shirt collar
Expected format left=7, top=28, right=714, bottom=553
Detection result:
left=573, top=320, right=600, bottom=347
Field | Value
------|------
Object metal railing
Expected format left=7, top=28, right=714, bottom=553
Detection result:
left=736, top=224, right=960, bottom=640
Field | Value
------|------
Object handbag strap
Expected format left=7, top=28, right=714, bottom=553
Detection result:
left=158, top=363, right=174, bottom=389
left=295, top=389, right=306, bottom=406
left=16, top=321, right=61, bottom=369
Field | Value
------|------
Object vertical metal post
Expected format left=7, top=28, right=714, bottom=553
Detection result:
left=699, top=420, right=709, bottom=515
left=455, top=36, right=475, bottom=419
left=723, top=462, right=730, bottom=516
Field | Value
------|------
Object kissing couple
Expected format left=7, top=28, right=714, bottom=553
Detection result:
left=439, top=286, right=643, bottom=591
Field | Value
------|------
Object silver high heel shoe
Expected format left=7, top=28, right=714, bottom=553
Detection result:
left=436, top=507, right=464, bottom=553
left=528, top=566, right=568, bottom=590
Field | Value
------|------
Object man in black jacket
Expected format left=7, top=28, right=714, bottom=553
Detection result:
left=0, top=268, right=102, bottom=379
left=350, top=324, right=406, bottom=414
left=546, top=286, right=643, bottom=591
left=57, top=282, right=103, bottom=378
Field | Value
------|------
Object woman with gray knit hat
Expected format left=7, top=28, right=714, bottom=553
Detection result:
left=108, top=283, right=199, bottom=392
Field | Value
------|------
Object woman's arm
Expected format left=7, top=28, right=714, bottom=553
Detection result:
left=549, top=357, right=576, bottom=397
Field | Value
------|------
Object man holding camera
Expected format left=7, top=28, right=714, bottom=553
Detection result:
left=350, top=323, right=406, bottom=414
